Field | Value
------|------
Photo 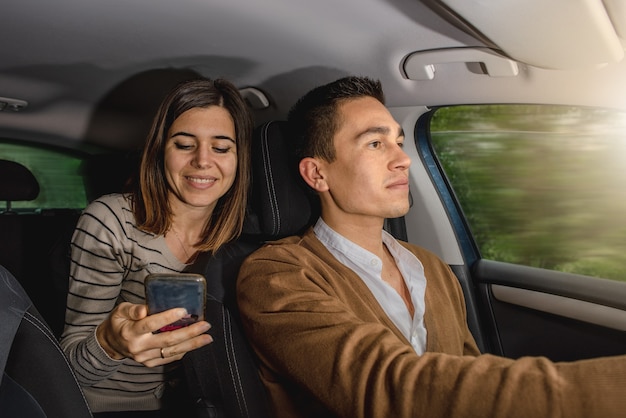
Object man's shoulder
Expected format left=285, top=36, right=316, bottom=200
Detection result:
left=251, top=230, right=314, bottom=256
left=242, top=228, right=330, bottom=266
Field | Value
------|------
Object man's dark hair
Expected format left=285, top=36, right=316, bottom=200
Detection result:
left=287, top=76, right=385, bottom=164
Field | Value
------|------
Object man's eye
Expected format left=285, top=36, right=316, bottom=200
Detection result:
left=369, top=141, right=381, bottom=149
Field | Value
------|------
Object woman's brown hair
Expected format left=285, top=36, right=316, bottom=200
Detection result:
left=131, top=77, right=252, bottom=253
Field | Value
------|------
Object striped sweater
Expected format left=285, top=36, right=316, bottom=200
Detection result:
left=59, top=193, right=188, bottom=413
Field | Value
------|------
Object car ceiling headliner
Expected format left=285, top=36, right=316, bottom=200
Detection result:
left=1, top=0, right=626, bottom=150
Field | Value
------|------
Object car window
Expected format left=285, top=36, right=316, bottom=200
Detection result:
left=424, top=104, right=626, bottom=282
left=0, top=140, right=88, bottom=211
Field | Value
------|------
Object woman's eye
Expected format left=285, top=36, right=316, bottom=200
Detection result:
left=174, top=142, right=194, bottom=150
left=213, top=146, right=232, bottom=154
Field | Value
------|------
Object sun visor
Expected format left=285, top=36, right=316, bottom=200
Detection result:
left=604, top=0, right=626, bottom=40
left=436, top=0, right=625, bottom=70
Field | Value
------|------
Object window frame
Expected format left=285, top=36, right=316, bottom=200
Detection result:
left=415, top=108, right=481, bottom=267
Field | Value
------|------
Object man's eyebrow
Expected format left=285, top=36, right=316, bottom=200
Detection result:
left=356, top=126, right=404, bottom=139
left=170, top=131, right=236, bottom=143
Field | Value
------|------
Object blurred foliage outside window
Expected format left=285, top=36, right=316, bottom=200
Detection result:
left=430, top=105, right=626, bottom=282
left=0, top=141, right=88, bottom=210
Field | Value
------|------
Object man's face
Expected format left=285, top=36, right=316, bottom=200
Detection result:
left=315, top=96, right=411, bottom=225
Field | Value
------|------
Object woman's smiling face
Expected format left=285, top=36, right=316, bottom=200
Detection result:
left=164, top=105, right=238, bottom=213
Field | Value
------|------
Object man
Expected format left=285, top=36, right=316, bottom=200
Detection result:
left=236, top=76, right=626, bottom=418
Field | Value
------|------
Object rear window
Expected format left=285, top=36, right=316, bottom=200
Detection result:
left=427, top=104, right=626, bottom=282
left=0, top=141, right=88, bottom=211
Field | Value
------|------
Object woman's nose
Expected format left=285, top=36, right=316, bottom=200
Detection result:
left=191, top=144, right=213, bottom=168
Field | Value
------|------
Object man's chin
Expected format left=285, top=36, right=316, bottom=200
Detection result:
left=386, top=203, right=411, bottom=219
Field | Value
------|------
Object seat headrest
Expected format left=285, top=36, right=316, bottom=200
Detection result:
left=244, top=121, right=315, bottom=239
left=0, top=160, right=40, bottom=202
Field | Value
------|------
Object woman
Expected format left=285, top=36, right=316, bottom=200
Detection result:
left=60, top=77, right=253, bottom=417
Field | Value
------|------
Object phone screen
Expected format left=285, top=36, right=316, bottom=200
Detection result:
left=145, top=273, right=206, bottom=333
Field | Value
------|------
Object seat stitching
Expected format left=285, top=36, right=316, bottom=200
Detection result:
left=261, top=121, right=280, bottom=235
left=22, top=312, right=92, bottom=410
left=222, top=305, right=250, bottom=417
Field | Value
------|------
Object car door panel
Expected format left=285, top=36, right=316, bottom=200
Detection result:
left=474, top=259, right=626, bottom=361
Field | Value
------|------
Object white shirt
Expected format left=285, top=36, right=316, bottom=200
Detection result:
left=313, top=218, right=428, bottom=354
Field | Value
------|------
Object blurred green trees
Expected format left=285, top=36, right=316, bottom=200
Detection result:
left=430, top=105, right=626, bottom=282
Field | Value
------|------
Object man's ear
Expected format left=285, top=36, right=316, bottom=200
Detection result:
left=299, top=157, right=328, bottom=192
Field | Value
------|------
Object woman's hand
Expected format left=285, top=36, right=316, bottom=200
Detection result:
left=96, top=302, right=213, bottom=366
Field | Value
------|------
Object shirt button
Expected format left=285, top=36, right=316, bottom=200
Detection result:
left=370, top=259, right=378, bottom=266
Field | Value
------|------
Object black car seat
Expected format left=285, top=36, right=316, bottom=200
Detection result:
left=0, top=263, right=92, bottom=417
left=0, top=159, right=82, bottom=338
left=183, top=120, right=314, bottom=418
left=0, top=160, right=40, bottom=282
left=0, top=159, right=40, bottom=214
left=182, top=119, right=416, bottom=417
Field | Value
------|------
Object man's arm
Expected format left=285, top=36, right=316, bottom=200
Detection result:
left=238, top=242, right=626, bottom=418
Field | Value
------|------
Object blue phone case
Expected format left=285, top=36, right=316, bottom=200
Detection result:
left=145, top=273, right=206, bottom=332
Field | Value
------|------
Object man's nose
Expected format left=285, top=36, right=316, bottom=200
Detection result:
left=392, top=144, right=411, bottom=170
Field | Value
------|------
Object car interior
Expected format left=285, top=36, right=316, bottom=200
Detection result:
left=2, top=0, right=626, bottom=416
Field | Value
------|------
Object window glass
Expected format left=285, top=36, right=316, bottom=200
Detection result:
left=0, top=141, right=88, bottom=210
left=428, top=105, right=626, bottom=282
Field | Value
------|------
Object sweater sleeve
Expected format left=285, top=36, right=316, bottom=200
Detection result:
left=59, top=195, right=132, bottom=385
left=237, top=241, right=626, bottom=418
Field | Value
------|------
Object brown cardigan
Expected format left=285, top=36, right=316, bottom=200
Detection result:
left=237, top=228, right=626, bottom=418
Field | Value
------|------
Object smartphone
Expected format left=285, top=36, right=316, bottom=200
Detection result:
left=144, top=273, right=206, bottom=333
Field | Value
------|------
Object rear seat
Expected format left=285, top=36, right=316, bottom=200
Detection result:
left=0, top=159, right=80, bottom=337
left=0, top=159, right=40, bottom=282
left=19, top=210, right=80, bottom=337
left=0, top=149, right=141, bottom=338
